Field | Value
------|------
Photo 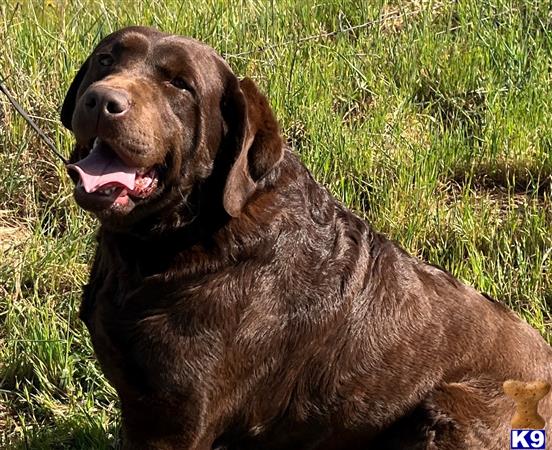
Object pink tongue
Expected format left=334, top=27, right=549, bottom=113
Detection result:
left=68, top=144, right=136, bottom=193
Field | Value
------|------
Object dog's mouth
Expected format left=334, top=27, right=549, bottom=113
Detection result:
left=68, top=138, right=159, bottom=209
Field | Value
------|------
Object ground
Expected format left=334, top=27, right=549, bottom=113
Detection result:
left=0, top=0, right=551, bottom=448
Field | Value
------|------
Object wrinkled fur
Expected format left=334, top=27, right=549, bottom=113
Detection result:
left=62, top=27, right=552, bottom=449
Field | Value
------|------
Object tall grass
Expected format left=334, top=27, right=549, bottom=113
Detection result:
left=1, top=0, right=551, bottom=448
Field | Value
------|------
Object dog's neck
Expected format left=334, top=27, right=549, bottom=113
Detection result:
left=93, top=150, right=352, bottom=283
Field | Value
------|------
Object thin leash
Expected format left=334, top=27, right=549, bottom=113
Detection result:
left=0, top=77, right=68, bottom=165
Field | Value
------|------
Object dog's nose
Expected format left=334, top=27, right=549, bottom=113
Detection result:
left=83, top=86, right=130, bottom=118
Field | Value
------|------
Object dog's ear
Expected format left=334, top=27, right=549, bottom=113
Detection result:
left=60, top=58, right=90, bottom=130
left=222, top=77, right=283, bottom=217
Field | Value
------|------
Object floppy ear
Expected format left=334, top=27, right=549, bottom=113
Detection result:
left=60, top=58, right=90, bottom=130
left=222, top=77, right=283, bottom=217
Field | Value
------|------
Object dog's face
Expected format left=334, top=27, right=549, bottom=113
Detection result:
left=62, top=26, right=282, bottom=229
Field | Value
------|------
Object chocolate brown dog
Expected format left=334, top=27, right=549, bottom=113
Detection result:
left=61, top=26, right=552, bottom=449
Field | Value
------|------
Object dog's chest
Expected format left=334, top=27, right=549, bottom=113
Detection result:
left=82, top=267, right=232, bottom=400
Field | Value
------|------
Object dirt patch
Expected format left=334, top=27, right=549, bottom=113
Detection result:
left=446, top=181, right=548, bottom=218
left=0, top=211, right=30, bottom=253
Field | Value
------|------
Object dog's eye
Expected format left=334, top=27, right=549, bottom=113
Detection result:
left=170, top=77, right=190, bottom=90
left=98, top=54, right=114, bottom=67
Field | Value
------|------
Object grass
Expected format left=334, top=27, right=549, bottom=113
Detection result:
left=1, top=0, right=551, bottom=447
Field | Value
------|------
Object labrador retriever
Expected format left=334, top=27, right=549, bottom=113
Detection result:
left=61, top=26, right=552, bottom=449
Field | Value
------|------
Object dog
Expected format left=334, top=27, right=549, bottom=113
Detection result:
left=61, top=26, right=552, bottom=449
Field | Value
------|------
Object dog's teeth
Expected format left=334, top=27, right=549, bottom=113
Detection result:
left=97, top=187, right=115, bottom=195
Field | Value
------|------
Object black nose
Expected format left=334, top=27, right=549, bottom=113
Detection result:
left=83, top=86, right=130, bottom=117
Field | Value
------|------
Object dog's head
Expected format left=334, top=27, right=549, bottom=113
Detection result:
left=61, top=26, right=283, bottom=230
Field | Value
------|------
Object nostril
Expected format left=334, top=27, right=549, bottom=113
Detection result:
left=106, top=99, right=127, bottom=115
left=85, top=95, right=97, bottom=109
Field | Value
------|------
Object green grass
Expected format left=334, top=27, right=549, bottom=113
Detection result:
left=1, top=0, right=551, bottom=447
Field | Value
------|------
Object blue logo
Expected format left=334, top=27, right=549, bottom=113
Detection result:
left=510, top=429, right=546, bottom=449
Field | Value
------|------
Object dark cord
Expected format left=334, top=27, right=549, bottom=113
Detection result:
left=0, top=78, right=68, bottom=165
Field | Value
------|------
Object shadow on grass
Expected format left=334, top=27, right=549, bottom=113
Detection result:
left=448, top=161, right=552, bottom=198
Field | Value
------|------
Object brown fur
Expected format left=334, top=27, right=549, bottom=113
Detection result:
left=61, top=26, right=552, bottom=449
